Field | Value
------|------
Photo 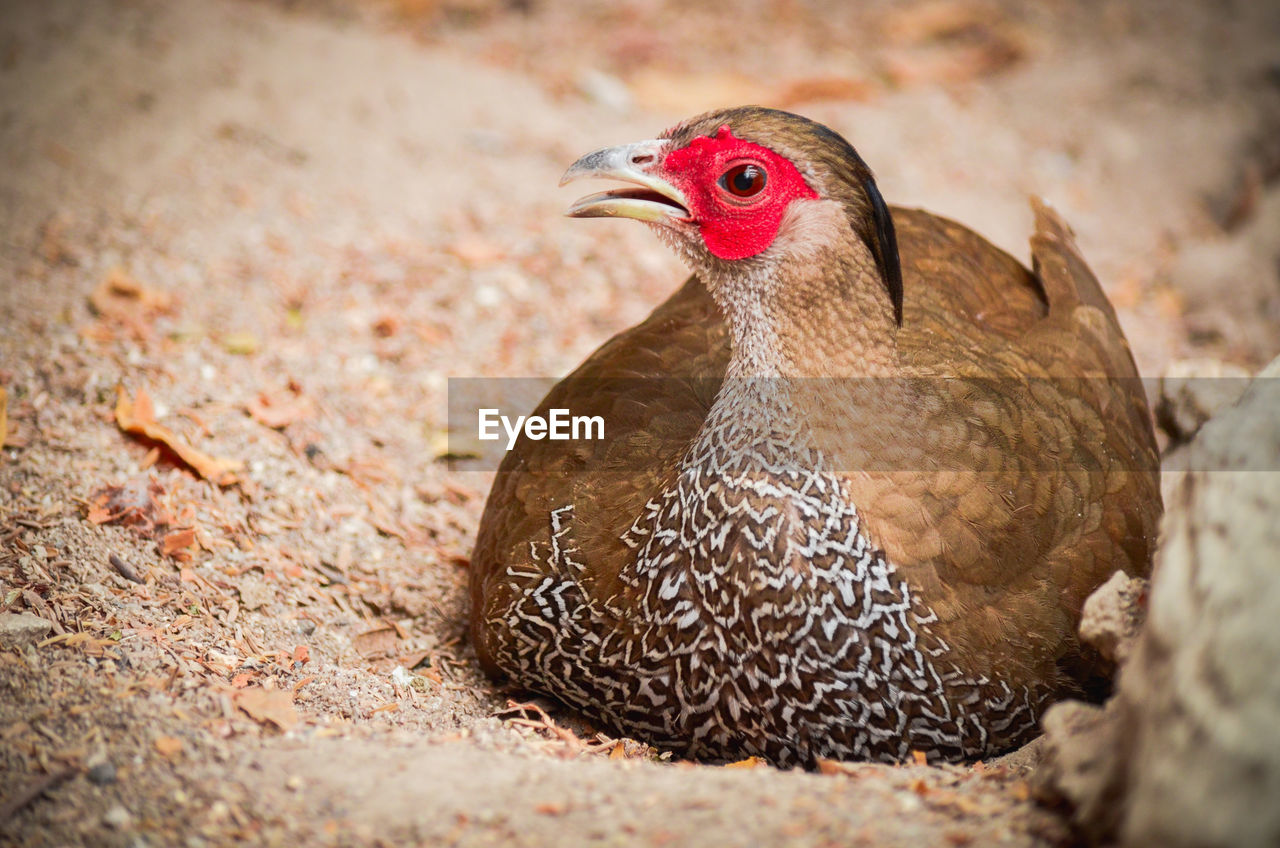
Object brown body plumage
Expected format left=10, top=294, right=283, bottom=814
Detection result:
left=470, top=108, right=1160, bottom=766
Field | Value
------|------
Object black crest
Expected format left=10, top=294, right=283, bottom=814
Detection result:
left=862, top=177, right=903, bottom=326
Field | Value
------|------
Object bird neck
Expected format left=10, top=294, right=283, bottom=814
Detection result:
left=715, top=245, right=899, bottom=383
left=721, top=297, right=787, bottom=380
left=695, top=235, right=902, bottom=457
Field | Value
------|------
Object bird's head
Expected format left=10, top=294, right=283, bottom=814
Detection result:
left=561, top=106, right=903, bottom=324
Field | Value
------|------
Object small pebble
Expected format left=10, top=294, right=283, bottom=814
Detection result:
left=103, top=804, right=132, bottom=829
left=297, top=619, right=317, bottom=636
left=0, top=612, right=54, bottom=649
left=87, top=761, right=118, bottom=785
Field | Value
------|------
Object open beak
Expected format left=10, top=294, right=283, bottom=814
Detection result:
left=560, top=140, right=691, bottom=223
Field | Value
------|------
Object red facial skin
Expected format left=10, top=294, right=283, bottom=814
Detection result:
left=661, top=125, right=819, bottom=261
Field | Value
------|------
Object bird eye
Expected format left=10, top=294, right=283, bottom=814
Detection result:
left=719, top=164, right=767, bottom=198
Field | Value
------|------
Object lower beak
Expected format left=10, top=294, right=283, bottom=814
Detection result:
left=560, top=140, right=691, bottom=223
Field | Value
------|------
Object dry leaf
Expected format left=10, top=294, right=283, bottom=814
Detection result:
left=246, top=391, right=314, bottom=429
left=723, top=756, right=765, bottom=770
left=86, top=268, right=175, bottom=340
left=233, top=687, right=299, bottom=731
left=87, top=478, right=170, bottom=530
left=154, top=735, right=184, bottom=758
left=0, top=386, right=7, bottom=449
left=89, top=268, right=174, bottom=318
left=87, top=478, right=199, bottom=558
left=162, top=528, right=196, bottom=556
left=115, top=386, right=241, bottom=486
left=86, top=504, right=114, bottom=524
left=397, top=649, right=432, bottom=671
left=816, top=758, right=870, bottom=776
left=911, top=749, right=929, bottom=766
left=353, top=625, right=400, bottom=659
left=534, top=802, right=566, bottom=816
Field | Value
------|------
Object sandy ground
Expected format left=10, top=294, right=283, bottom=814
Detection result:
left=1, top=0, right=1277, bottom=845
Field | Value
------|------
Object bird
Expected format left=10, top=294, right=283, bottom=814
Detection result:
left=469, top=106, right=1160, bottom=768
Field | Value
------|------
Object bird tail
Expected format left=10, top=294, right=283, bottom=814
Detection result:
left=1028, top=196, right=1120, bottom=323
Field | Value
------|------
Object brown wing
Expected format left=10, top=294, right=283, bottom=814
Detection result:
left=847, top=201, right=1161, bottom=692
left=470, top=276, right=727, bottom=672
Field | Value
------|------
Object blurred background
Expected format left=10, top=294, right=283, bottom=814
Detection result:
left=4, top=0, right=1279, bottom=382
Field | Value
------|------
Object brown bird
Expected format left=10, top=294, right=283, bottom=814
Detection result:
left=470, top=107, right=1160, bottom=767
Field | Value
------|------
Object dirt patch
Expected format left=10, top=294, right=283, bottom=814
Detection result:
left=2, top=0, right=1278, bottom=844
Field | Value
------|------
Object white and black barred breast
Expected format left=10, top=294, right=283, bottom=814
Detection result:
left=484, top=381, right=1046, bottom=766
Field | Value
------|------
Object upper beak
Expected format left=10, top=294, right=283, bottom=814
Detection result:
left=560, top=140, right=691, bottom=223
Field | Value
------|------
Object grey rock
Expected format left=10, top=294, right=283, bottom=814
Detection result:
left=1156, top=357, right=1252, bottom=449
left=1037, top=354, right=1280, bottom=847
left=1120, top=363, right=1280, bottom=847
left=1035, top=700, right=1128, bottom=841
left=1182, top=356, right=1280, bottom=471
left=1078, top=570, right=1148, bottom=665
left=87, top=761, right=118, bottom=785
left=0, top=611, right=55, bottom=649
